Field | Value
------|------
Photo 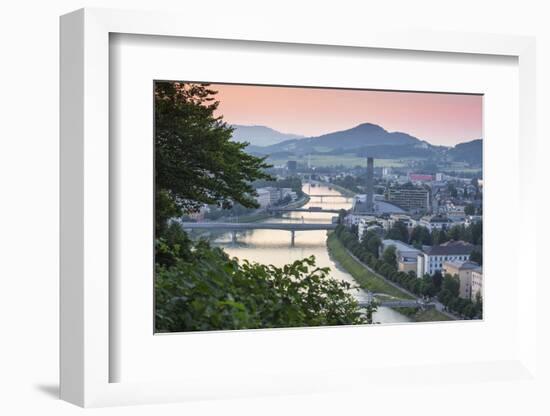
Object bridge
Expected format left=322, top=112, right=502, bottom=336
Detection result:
left=357, top=292, right=435, bottom=309
left=358, top=299, right=427, bottom=308
left=268, top=206, right=344, bottom=214
left=180, top=221, right=337, bottom=245
left=306, top=194, right=352, bottom=202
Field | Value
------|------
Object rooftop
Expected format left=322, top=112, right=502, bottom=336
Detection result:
left=353, top=200, right=406, bottom=215
left=443, top=260, right=481, bottom=271
left=421, top=215, right=452, bottom=223
left=382, top=239, right=421, bottom=255
left=424, top=240, right=475, bottom=256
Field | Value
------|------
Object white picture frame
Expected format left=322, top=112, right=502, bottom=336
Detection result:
left=60, top=7, right=537, bottom=408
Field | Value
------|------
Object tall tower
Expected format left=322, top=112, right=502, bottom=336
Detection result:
left=366, top=157, right=374, bottom=212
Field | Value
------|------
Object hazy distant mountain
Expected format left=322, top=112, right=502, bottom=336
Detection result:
left=259, top=123, right=423, bottom=154
left=230, top=125, right=304, bottom=147
left=239, top=122, right=482, bottom=166
left=447, top=139, right=482, bottom=166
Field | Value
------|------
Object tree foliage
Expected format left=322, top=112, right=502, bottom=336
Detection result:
left=155, top=81, right=272, bottom=233
left=410, top=225, right=432, bottom=246
left=382, top=245, right=397, bottom=269
left=156, top=235, right=369, bottom=332
left=360, top=230, right=382, bottom=258
left=386, top=221, right=409, bottom=243
left=464, top=204, right=476, bottom=215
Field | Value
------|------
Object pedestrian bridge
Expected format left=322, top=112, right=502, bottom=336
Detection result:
left=359, top=299, right=423, bottom=308
left=357, top=292, right=434, bottom=309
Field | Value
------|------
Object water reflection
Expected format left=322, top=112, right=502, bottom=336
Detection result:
left=211, top=184, right=411, bottom=324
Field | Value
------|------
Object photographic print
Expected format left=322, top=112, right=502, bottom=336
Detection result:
left=154, top=81, right=483, bottom=333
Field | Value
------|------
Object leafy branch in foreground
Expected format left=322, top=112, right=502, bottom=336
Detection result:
left=155, top=237, right=371, bottom=332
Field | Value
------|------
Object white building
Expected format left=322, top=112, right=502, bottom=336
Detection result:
left=418, top=215, right=454, bottom=232
left=255, top=189, right=271, bottom=208
left=358, top=215, right=377, bottom=241
left=416, top=240, right=475, bottom=276
left=357, top=216, right=386, bottom=241
left=446, top=204, right=466, bottom=220
left=471, top=268, right=483, bottom=301
left=381, top=239, right=421, bottom=274
left=280, top=187, right=294, bottom=200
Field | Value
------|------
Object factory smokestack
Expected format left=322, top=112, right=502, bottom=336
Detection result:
left=366, top=157, right=374, bottom=212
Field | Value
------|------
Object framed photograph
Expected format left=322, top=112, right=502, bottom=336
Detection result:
left=60, top=8, right=537, bottom=407
left=153, top=80, right=483, bottom=333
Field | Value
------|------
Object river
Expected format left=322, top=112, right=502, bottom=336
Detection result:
left=212, top=184, right=411, bottom=324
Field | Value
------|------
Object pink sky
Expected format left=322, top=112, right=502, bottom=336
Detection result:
left=211, top=83, right=482, bottom=146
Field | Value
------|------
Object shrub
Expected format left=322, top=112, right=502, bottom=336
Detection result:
left=156, top=241, right=370, bottom=332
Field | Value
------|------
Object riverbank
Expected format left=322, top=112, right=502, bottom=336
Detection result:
left=392, top=306, right=453, bottom=322
left=326, top=232, right=454, bottom=322
left=326, top=233, right=414, bottom=300
left=315, top=181, right=356, bottom=198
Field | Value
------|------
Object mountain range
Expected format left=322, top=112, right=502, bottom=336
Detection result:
left=230, top=124, right=304, bottom=147
left=261, top=123, right=425, bottom=153
left=231, top=122, right=481, bottom=166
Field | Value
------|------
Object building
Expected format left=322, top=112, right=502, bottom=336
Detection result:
left=409, top=173, right=434, bottom=183
left=471, top=268, right=483, bottom=301
left=264, top=187, right=282, bottom=205
left=351, top=194, right=405, bottom=217
left=357, top=216, right=379, bottom=240
left=388, top=214, right=416, bottom=229
left=366, top=157, right=374, bottom=212
left=286, top=160, right=297, bottom=172
left=386, top=187, right=430, bottom=212
left=381, top=239, right=421, bottom=275
left=279, top=187, right=295, bottom=200
left=417, top=240, right=475, bottom=276
left=442, top=260, right=482, bottom=299
left=445, top=204, right=466, bottom=220
left=464, top=215, right=482, bottom=226
left=255, top=189, right=271, bottom=208
left=418, top=214, right=454, bottom=232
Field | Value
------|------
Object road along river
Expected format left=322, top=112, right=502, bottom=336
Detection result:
left=209, top=184, right=411, bottom=324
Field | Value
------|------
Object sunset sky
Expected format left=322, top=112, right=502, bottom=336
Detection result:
left=210, top=83, right=482, bottom=146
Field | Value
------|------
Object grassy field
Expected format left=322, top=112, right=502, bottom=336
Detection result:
left=326, top=233, right=414, bottom=300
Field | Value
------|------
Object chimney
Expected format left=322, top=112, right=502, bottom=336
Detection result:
left=366, top=157, right=374, bottom=212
